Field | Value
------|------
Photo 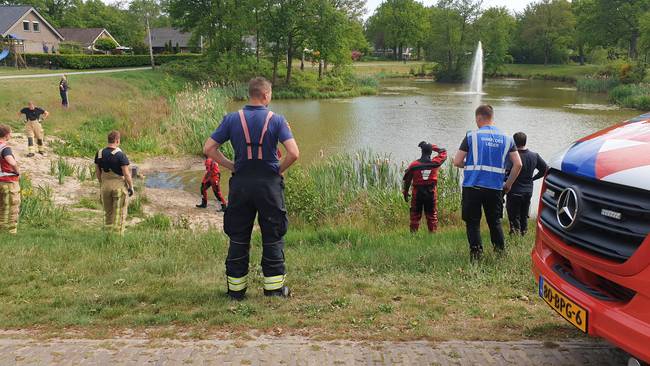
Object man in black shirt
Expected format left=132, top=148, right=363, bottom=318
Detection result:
left=18, top=102, right=49, bottom=157
left=505, top=132, right=548, bottom=236
left=95, top=130, right=134, bottom=235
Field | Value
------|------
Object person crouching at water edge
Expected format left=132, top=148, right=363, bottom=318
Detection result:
left=95, top=131, right=134, bottom=235
left=402, top=141, right=447, bottom=233
left=0, top=125, right=21, bottom=235
left=196, top=155, right=228, bottom=212
left=453, top=105, right=522, bottom=261
left=203, top=77, right=300, bottom=300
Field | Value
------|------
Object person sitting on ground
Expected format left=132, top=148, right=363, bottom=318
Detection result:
left=18, top=101, right=49, bottom=157
left=196, top=155, right=228, bottom=212
left=0, top=125, right=21, bottom=235
left=453, top=105, right=522, bottom=261
left=95, top=131, right=134, bottom=236
left=402, top=141, right=447, bottom=233
left=505, top=132, right=548, bottom=236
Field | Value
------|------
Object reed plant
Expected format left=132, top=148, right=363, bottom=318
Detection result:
left=576, top=76, right=620, bottom=93
left=285, top=151, right=462, bottom=229
left=163, top=84, right=233, bottom=157
left=19, top=175, right=69, bottom=228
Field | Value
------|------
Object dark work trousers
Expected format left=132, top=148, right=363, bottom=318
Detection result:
left=506, top=192, right=533, bottom=235
left=60, top=91, right=68, bottom=107
left=410, top=185, right=438, bottom=232
left=223, top=161, right=288, bottom=294
left=462, top=187, right=505, bottom=254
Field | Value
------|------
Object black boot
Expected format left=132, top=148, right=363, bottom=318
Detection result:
left=196, top=200, right=207, bottom=208
left=264, top=286, right=291, bottom=298
left=218, top=203, right=227, bottom=212
left=227, top=289, right=246, bottom=301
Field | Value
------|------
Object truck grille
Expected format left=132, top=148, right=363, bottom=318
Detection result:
left=540, top=169, right=650, bottom=263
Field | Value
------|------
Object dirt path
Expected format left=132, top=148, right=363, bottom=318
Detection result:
left=0, top=334, right=628, bottom=365
left=9, top=134, right=223, bottom=231
left=0, top=67, right=150, bottom=80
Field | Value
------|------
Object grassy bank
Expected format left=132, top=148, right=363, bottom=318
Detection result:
left=493, top=64, right=601, bottom=82
left=0, top=222, right=573, bottom=341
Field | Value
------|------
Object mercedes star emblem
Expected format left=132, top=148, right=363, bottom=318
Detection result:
left=557, top=187, right=581, bottom=230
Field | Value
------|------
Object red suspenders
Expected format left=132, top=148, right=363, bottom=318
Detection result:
left=238, top=110, right=274, bottom=160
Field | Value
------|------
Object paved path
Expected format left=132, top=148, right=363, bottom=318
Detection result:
left=0, top=336, right=629, bottom=365
left=0, top=67, right=150, bottom=80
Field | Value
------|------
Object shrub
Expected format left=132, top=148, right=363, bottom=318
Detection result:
left=95, top=38, right=118, bottom=52
left=24, top=53, right=202, bottom=69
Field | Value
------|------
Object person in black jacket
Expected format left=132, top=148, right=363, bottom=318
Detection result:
left=505, top=132, right=548, bottom=236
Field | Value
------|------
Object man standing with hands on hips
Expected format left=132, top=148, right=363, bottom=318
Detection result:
left=453, top=105, right=522, bottom=261
left=18, top=101, right=49, bottom=157
left=204, top=77, right=300, bottom=300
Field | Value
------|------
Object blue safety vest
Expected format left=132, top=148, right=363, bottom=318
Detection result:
left=462, top=125, right=513, bottom=190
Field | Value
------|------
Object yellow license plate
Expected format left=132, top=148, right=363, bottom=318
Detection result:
left=539, top=277, right=588, bottom=333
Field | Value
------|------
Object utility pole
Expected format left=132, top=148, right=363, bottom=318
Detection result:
left=146, top=16, right=155, bottom=69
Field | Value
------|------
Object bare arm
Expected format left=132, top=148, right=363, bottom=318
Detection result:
left=453, top=150, right=467, bottom=168
left=204, top=138, right=234, bottom=172
left=504, top=151, right=523, bottom=193
left=121, top=165, right=134, bottom=190
left=95, top=164, right=102, bottom=182
left=42, top=110, right=50, bottom=120
left=279, top=138, right=299, bottom=174
left=5, top=154, right=19, bottom=175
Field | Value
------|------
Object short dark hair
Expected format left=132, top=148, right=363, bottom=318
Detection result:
left=513, top=132, right=527, bottom=148
left=475, top=104, right=494, bottom=120
left=249, top=77, right=272, bottom=99
left=108, top=130, right=121, bottom=143
left=0, top=124, right=11, bottom=138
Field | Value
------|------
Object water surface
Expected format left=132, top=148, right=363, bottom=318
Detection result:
left=149, top=79, right=639, bottom=206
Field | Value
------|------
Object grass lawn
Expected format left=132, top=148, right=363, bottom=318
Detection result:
left=497, top=64, right=601, bottom=81
left=0, top=224, right=574, bottom=341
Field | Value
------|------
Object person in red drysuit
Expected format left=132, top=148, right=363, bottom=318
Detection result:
left=402, top=141, right=448, bottom=233
left=197, top=156, right=227, bottom=212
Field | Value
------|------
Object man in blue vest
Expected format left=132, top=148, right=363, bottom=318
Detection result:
left=204, top=77, right=300, bottom=300
left=453, top=105, right=522, bottom=261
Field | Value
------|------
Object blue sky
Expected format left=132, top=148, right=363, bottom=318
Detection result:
left=364, top=0, right=534, bottom=17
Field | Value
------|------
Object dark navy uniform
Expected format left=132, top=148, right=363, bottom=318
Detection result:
left=211, top=105, right=293, bottom=298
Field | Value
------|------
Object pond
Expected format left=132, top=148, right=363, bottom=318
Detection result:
left=147, top=78, right=639, bottom=210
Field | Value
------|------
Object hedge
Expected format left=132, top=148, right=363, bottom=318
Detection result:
left=24, top=54, right=203, bottom=69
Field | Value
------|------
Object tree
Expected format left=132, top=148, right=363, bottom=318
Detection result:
left=516, top=0, right=575, bottom=65
left=573, top=0, right=650, bottom=60
left=640, top=11, right=650, bottom=62
left=366, top=0, right=428, bottom=60
left=474, top=7, right=515, bottom=74
left=425, top=0, right=482, bottom=80
left=307, top=0, right=350, bottom=78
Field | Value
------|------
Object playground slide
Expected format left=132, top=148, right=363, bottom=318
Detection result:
left=0, top=48, right=9, bottom=61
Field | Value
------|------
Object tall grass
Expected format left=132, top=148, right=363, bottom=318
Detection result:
left=163, top=84, right=233, bottom=157
left=285, top=151, right=462, bottom=228
left=576, top=76, right=620, bottom=93
left=609, top=84, right=650, bottom=110
left=19, top=175, right=69, bottom=228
